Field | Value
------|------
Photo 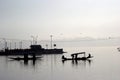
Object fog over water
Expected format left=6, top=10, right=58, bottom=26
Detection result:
left=0, top=38, right=120, bottom=50
left=0, top=0, right=120, bottom=80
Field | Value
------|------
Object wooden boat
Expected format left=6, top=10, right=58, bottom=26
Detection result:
left=62, top=52, right=93, bottom=60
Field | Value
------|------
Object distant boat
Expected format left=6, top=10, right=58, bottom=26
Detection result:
left=62, top=52, right=93, bottom=60
left=117, top=47, right=120, bottom=52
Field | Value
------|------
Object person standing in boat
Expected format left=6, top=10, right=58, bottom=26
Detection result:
left=71, top=54, right=74, bottom=59
left=88, top=53, right=91, bottom=58
left=62, top=55, right=65, bottom=59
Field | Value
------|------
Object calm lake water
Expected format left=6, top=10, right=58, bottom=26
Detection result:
left=0, top=41, right=120, bottom=80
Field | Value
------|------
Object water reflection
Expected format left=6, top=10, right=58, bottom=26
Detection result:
left=1, top=46, right=120, bottom=80
left=62, top=59, right=92, bottom=67
left=8, top=56, right=42, bottom=67
left=21, top=59, right=36, bottom=66
left=6, top=54, right=62, bottom=68
left=2, top=54, right=92, bottom=70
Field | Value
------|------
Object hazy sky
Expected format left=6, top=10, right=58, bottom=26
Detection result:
left=0, top=0, right=120, bottom=40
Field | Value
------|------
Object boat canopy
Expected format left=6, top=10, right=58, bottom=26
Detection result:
left=71, top=52, right=85, bottom=56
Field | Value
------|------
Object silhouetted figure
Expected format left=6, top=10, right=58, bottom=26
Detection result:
left=53, top=44, right=56, bottom=49
left=62, top=55, right=65, bottom=59
left=87, top=53, right=91, bottom=58
left=75, top=54, right=78, bottom=59
left=71, top=54, right=74, bottom=59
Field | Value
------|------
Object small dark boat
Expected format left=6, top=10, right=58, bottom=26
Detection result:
left=117, top=47, right=120, bottom=52
left=62, top=52, right=93, bottom=60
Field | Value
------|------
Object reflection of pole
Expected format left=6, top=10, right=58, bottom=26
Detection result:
left=50, top=35, right=53, bottom=49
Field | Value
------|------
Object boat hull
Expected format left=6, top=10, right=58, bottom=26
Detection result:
left=62, top=56, right=93, bottom=61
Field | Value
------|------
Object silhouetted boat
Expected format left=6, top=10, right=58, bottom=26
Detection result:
left=62, top=52, right=93, bottom=60
left=117, top=47, right=120, bottom=52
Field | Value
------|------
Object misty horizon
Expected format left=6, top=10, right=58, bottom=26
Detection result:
left=0, top=0, right=120, bottom=40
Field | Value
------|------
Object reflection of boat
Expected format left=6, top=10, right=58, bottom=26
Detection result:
left=9, top=56, right=42, bottom=61
left=62, top=58, right=92, bottom=66
left=62, top=52, right=93, bottom=60
left=9, top=54, right=42, bottom=61
left=9, top=54, right=42, bottom=67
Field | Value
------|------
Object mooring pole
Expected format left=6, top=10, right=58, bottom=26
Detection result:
left=50, top=35, right=53, bottom=49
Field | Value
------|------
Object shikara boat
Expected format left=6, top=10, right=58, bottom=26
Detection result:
left=62, top=52, right=93, bottom=60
